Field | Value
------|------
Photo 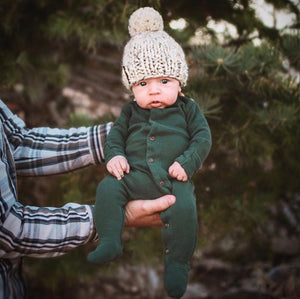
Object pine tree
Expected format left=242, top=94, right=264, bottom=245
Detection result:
left=190, top=40, right=299, bottom=248
left=1, top=0, right=299, bottom=296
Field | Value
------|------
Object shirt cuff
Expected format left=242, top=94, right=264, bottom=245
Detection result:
left=88, top=122, right=113, bottom=164
left=86, top=205, right=98, bottom=242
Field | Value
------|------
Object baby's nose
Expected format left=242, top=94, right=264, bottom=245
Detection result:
left=148, top=82, right=160, bottom=94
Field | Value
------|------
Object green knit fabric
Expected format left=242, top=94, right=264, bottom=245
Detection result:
left=88, top=96, right=211, bottom=298
left=105, top=96, right=211, bottom=180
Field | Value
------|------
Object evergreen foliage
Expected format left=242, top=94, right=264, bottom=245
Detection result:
left=1, top=0, right=299, bottom=295
left=190, top=40, right=299, bottom=251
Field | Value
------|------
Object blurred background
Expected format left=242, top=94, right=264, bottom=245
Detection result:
left=0, top=0, right=299, bottom=298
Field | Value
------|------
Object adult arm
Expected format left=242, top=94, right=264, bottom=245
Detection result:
left=0, top=202, right=95, bottom=259
left=0, top=195, right=175, bottom=259
left=1, top=100, right=112, bottom=176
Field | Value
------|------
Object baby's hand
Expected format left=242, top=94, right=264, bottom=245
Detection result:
left=106, top=155, right=130, bottom=180
left=168, top=161, right=188, bottom=182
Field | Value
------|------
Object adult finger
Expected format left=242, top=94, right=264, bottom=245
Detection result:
left=142, top=195, right=176, bottom=214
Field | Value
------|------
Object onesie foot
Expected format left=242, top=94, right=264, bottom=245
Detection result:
left=164, top=262, right=189, bottom=298
left=87, top=240, right=122, bottom=265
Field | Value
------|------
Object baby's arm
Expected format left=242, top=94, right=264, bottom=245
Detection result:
left=106, top=155, right=130, bottom=180
left=168, top=161, right=188, bottom=182
left=173, top=98, right=212, bottom=178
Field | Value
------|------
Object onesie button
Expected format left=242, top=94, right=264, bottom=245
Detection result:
left=150, top=136, right=155, bottom=141
left=165, top=249, right=170, bottom=254
left=160, top=181, right=165, bottom=186
left=149, top=158, right=154, bottom=163
left=164, top=223, right=169, bottom=228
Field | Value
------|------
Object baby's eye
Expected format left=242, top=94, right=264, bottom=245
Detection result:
left=161, top=79, right=169, bottom=84
left=139, top=81, right=147, bottom=86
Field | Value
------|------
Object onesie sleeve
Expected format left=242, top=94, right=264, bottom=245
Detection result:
left=104, top=103, right=131, bottom=163
left=175, top=99, right=212, bottom=178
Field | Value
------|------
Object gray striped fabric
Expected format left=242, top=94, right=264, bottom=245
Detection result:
left=0, top=100, right=111, bottom=298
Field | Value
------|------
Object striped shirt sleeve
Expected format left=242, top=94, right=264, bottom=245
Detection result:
left=0, top=100, right=111, bottom=297
left=0, top=202, right=96, bottom=259
left=0, top=100, right=110, bottom=258
left=3, top=112, right=112, bottom=176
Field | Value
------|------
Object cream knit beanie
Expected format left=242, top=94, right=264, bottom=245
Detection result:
left=122, top=7, right=188, bottom=90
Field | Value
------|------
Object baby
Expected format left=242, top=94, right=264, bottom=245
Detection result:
left=88, top=7, right=212, bottom=298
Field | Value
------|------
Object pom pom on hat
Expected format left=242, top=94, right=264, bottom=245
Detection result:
left=122, top=7, right=188, bottom=90
left=128, top=7, right=164, bottom=37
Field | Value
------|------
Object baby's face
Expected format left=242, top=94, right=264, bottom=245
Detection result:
left=132, top=77, right=181, bottom=109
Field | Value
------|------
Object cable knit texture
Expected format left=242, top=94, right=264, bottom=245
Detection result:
left=122, top=7, right=188, bottom=89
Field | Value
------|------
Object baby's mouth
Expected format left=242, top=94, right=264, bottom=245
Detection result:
left=151, top=101, right=161, bottom=107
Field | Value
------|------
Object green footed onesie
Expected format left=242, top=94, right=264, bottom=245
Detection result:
left=88, top=96, right=211, bottom=298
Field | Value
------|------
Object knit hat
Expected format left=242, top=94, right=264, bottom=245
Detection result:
left=122, top=7, right=188, bottom=90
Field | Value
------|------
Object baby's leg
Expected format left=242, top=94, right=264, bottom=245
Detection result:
left=88, top=176, right=128, bottom=264
left=160, top=180, right=198, bottom=298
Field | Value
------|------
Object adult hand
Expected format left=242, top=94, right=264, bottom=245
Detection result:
left=125, top=195, right=176, bottom=227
